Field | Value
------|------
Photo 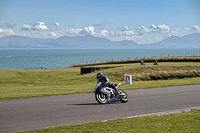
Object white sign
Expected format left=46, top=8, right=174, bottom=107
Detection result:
left=124, top=75, right=132, bottom=84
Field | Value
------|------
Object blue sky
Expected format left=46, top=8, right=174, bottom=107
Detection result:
left=0, top=0, right=200, bottom=44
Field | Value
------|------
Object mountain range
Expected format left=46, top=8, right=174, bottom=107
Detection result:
left=0, top=33, right=200, bottom=49
left=144, top=33, right=200, bottom=49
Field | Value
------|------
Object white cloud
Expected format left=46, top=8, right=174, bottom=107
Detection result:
left=121, top=26, right=128, bottom=31
left=182, top=25, right=200, bottom=34
left=22, top=24, right=32, bottom=30
left=21, top=22, right=49, bottom=31
left=65, top=26, right=136, bottom=42
left=49, top=32, right=57, bottom=37
left=66, top=28, right=82, bottom=36
left=138, top=24, right=170, bottom=35
left=171, top=28, right=180, bottom=34
left=138, top=26, right=151, bottom=35
left=149, top=24, right=157, bottom=29
left=66, top=26, right=95, bottom=36
left=103, top=29, right=136, bottom=42
left=0, top=29, right=15, bottom=35
left=1, top=23, right=16, bottom=29
left=99, top=30, right=109, bottom=37
left=149, top=24, right=170, bottom=31
left=0, top=29, right=3, bottom=33
left=50, top=22, right=59, bottom=28
left=31, top=22, right=49, bottom=31
left=22, top=30, right=50, bottom=38
left=54, top=22, right=59, bottom=28
left=110, top=30, right=134, bottom=37
left=0, top=28, right=15, bottom=37
left=185, top=27, right=190, bottom=30
left=80, top=26, right=95, bottom=35
left=120, top=31, right=135, bottom=36
left=191, top=25, right=200, bottom=32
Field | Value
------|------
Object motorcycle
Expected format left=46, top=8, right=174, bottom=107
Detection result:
left=94, top=82, right=128, bottom=104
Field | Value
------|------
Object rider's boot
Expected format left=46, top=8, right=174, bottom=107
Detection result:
left=113, top=86, right=124, bottom=97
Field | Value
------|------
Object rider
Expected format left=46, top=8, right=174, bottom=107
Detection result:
left=96, top=72, right=119, bottom=96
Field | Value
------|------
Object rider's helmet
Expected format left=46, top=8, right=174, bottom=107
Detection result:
left=97, top=72, right=103, bottom=80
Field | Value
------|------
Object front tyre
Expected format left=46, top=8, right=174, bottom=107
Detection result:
left=95, top=93, right=108, bottom=104
left=119, top=90, right=128, bottom=103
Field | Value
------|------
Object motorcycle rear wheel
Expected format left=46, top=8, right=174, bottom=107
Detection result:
left=95, top=93, right=108, bottom=104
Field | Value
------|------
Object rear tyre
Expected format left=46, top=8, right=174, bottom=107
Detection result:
left=119, top=90, right=128, bottom=103
left=95, top=93, right=108, bottom=104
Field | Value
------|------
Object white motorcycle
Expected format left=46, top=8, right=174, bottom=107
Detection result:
left=94, top=82, right=128, bottom=104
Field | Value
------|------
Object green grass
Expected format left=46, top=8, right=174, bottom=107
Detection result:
left=19, top=109, right=200, bottom=133
left=1, top=62, right=200, bottom=100
left=0, top=68, right=96, bottom=100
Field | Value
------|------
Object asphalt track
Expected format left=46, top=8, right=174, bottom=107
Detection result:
left=0, top=85, right=200, bottom=133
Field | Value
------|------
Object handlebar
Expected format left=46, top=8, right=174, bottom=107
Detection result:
left=95, top=81, right=101, bottom=86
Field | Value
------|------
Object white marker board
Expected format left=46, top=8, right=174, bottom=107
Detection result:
left=124, top=75, right=132, bottom=84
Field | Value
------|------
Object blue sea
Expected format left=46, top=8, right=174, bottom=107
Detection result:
left=0, top=49, right=200, bottom=69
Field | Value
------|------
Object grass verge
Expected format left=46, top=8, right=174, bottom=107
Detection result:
left=19, top=109, right=200, bottom=133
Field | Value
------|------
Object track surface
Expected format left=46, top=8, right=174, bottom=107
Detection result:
left=0, top=85, right=200, bottom=133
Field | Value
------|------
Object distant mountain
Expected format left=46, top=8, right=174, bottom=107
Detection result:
left=45, top=35, right=139, bottom=49
left=0, top=35, right=53, bottom=49
left=143, top=33, right=200, bottom=49
left=50, top=35, right=117, bottom=49
left=0, top=33, right=199, bottom=49
left=115, top=40, right=139, bottom=48
left=0, top=35, right=139, bottom=49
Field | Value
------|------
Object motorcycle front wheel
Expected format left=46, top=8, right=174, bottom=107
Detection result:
left=95, top=93, right=108, bottom=104
left=119, top=90, right=128, bottom=103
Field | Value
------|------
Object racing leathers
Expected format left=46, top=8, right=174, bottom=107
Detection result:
left=97, top=76, right=119, bottom=96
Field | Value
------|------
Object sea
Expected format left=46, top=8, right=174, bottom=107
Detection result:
left=0, top=49, right=200, bottom=69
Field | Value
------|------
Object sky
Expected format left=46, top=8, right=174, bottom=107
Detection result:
left=0, top=0, right=200, bottom=44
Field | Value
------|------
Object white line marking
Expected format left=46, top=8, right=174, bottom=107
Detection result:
left=101, top=106, right=200, bottom=122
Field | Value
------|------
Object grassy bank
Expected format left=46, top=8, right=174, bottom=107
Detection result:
left=0, top=61, right=200, bottom=100
left=70, top=56, right=200, bottom=67
left=102, top=62, right=200, bottom=81
left=19, top=109, right=200, bottom=133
